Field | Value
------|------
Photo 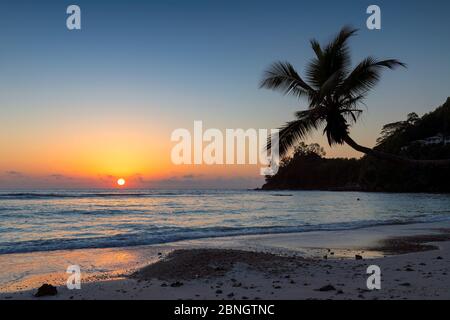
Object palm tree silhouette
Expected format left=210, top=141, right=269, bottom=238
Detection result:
left=261, top=26, right=450, bottom=167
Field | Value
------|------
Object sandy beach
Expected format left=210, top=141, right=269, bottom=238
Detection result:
left=0, top=221, right=449, bottom=300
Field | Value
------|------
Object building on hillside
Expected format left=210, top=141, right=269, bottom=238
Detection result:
left=414, top=134, right=450, bottom=145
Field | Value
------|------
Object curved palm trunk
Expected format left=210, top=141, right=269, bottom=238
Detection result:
left=343, top=135, right=450, bottom=168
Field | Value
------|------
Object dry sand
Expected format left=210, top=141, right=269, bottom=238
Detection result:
left=1, top=221, right=450, bottom=300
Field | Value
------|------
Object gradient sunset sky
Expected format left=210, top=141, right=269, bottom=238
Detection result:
left=1, top=0, right=449, bottom=189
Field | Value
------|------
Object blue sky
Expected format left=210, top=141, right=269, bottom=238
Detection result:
left=0, top=0, right=450, bottom=188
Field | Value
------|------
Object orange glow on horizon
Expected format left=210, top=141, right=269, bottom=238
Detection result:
left=0, top=110, right=367, bottom=189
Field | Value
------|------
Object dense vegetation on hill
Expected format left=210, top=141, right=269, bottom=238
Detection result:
left=262, top=98, right=450, bottom=193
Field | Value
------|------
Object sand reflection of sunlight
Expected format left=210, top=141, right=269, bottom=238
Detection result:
left=0, top=247, right=154, bottom=293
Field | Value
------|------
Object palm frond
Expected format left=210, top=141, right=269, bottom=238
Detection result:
left=318, top=70, right=343, bottom=102
left=340, top=94, right=365, bottom=107
left=305, top=26, right=357, bottom=89
left=310, top=39, right=322, bottom=59
left=267, top=110, right=321, bottom=157
left=342, top=108, right=363, bottom=124
left=339, top=57, right=406, bottom=97
left=327, top=26, right=358, bottom=51
left=260, top=61, right=314, bottom=99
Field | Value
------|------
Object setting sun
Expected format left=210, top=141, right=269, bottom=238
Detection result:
left=117, top=178, right=126, bottom=186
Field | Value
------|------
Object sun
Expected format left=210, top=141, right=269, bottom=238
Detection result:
left=117, top=178, right=126, bottom=186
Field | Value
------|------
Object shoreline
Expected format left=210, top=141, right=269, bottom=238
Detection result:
left=1, top=221, right=450, bottom=300
left=2, top=217, right=448, bottom=256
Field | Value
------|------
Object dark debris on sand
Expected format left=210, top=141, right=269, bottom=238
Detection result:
left=374, top=232, right=450, bottom=255
left=34, top=284, right=58, bottom=297
left=130, top=249, right=306, bottom=281
left=316, top=284, right=336, bottom=292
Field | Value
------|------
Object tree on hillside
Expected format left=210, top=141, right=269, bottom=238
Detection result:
left=376, top=112, right=419, bottom=146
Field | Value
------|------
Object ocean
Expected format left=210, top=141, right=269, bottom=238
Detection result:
left=1, top=189, right=450, bottom=255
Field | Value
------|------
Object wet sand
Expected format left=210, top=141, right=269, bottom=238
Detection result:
left=1, top=221, right=450, bottom=300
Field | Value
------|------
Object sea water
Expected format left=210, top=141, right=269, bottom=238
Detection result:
left=1, top=189, right=449, bottom=254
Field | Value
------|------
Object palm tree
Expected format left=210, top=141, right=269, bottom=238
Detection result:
left=261, top=26, right=450, bottom=167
